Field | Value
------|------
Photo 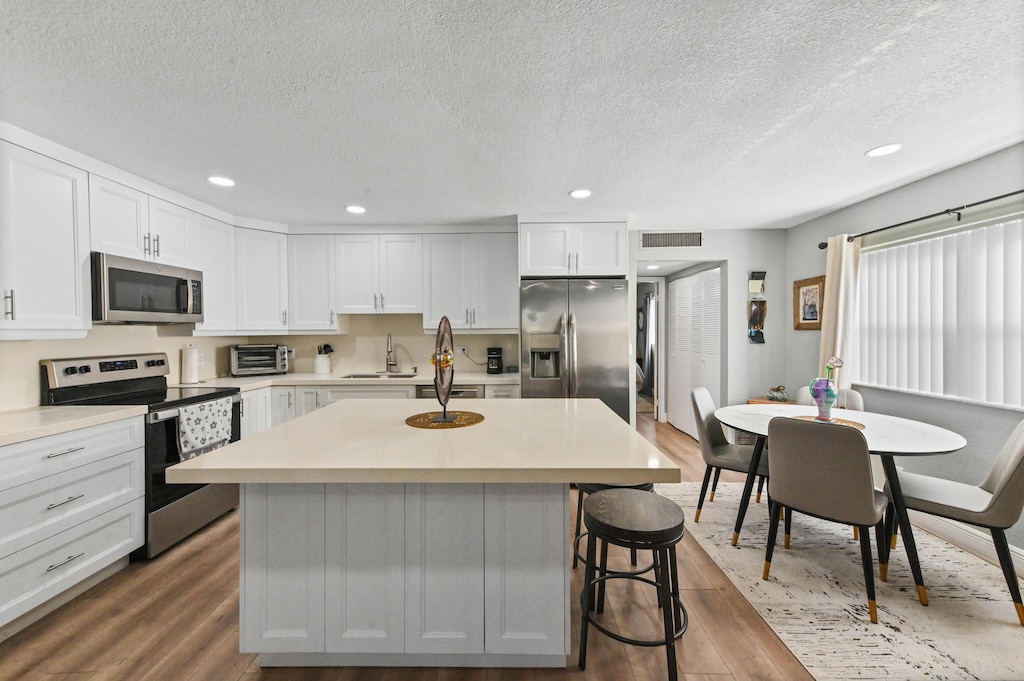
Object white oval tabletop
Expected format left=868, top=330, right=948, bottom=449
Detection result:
left=714, top=403, right=967, bottom=456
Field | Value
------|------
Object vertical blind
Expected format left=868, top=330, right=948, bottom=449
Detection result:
left=851, top=217, right=1023, bottom=407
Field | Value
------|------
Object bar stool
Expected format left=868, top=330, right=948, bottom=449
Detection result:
left=579, top=488, right=688, bottom=681
left=573, top=482, right=655, bottom=568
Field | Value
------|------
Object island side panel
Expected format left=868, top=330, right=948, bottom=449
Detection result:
left=241, top=483, right=326, bottom=653
left=483, top=483, right=569, bottom=656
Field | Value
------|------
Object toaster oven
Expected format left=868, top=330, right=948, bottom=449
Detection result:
left=230, top=344, right=289, bottom=376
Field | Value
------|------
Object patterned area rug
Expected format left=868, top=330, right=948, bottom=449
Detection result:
left=655, top=482, right=1024, bottom=681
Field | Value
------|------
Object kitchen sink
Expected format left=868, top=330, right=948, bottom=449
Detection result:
left=340, top=373, right=418, bottom=379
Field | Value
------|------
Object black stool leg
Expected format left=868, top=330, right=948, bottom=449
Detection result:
left=596, top=538, right=609, bottom=613
left=579, top=525, right=598, bottom=670
left=573, top=487, right=585, bottom=568
left=656, top=546, right=679, bottom=681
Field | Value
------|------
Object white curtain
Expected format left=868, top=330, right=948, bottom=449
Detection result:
left=818, top=234, right=861, bottom=389
left=852, top=218, right=1023, bottom=407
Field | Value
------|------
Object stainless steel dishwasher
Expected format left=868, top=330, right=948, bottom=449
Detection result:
left=416, top=384, right=485, bottom=399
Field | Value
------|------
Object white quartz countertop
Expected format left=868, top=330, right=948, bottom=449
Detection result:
left=167, top=398, right=679, bottom=485
left=0, top=405, right=147, bottom=447
left=181, top=371, right=520, bottom=392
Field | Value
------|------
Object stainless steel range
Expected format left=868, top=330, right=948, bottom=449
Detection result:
left=40, top=353, right=241, bottom=559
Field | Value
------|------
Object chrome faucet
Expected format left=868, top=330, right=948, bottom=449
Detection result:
left=385, top=333, right=398, bottom=373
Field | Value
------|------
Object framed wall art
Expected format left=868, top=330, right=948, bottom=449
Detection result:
left=793, top=275, right=825, bottom=330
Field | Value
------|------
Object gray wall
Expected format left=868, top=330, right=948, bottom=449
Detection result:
left=783, top=143, right=1024, bottom=549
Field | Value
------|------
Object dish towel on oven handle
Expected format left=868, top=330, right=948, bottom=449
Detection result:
left=178, top=396, right=233, bottom=461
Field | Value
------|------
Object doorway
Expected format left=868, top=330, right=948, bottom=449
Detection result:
left=636, top=281, right=658, bottom=417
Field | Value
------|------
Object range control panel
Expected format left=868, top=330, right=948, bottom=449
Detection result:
left=42, top=353, right=170, bottom=389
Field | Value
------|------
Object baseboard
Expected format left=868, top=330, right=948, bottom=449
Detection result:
left=909, top=511, right=1024, bottom=578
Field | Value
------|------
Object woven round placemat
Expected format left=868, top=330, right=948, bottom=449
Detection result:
left=405, top=411, right=485, bottom=429
left=793, top=414, right=865, bottom=430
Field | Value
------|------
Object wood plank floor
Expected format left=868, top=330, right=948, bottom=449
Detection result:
left=0, top=414, right=813, bottom=681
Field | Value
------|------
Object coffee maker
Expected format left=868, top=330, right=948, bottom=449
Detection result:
left=486, top=347, right=503, bottom=374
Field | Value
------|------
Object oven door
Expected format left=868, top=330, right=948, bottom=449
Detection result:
left=145, top=397, right=241, bottom=512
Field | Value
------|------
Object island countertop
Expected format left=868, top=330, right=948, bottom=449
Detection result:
left=167, top=398, right=679, bottom=485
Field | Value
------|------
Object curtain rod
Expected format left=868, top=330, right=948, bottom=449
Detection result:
left=816, top=188, right=1024, bottom=249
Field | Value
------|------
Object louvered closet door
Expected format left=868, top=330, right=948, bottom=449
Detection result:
left=666, top=268, right=722, bottom=439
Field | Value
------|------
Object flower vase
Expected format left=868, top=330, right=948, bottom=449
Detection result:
left=809, top=377, right=837, bottom=422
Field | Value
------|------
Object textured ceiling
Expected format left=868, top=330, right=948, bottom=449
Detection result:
left=2, top=1, right=1022, bottom=230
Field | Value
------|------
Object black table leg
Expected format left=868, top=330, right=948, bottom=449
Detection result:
left=732, top=435, right=765, bottom=546
left=880, top=454, right=928, bottom=605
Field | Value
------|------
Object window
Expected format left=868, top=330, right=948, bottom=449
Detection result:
left=851, top=217, right=1023, bottom=408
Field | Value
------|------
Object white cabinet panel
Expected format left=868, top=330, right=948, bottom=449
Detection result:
left=240, top=388, right=271, bottom=438
left=484, top=384, right=520, bottom=399
left=404, top=483, right=484, bottom=654
left=241, top=483, right=325, bottom=653
left=519, top=222, right=626, bottom=277
left=423, top=232, right=517, bottom=330
left=289, top=235, right=337, bottom=331
left=325, top=484, right=405, bottom=653
left=484, top=483, right=567, bottom=655
left=235, top=228, right=288, bottom=332
left=0, top=142, right=90, bottom=337
left=337, top=234, right=422, bottom=314
left=270, top=387, right=296, bottom=425
left=88, top=174, right=149, bottom=260
left=191, top=213, right=236, bottom=332
left=147, top=196, right=193, bottom=267
left=295, top=386, right=322, bottom=416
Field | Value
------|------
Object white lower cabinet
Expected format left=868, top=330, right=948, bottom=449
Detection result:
left=405, top=483, right=485, bottom=654
left=240, top=388, right=272, bottom=438
left=270, top=387, right=296, bottom=425
left=240, top=483, right=326, bottom=653
left=485, top=384, right=520, bottom=399
left=240, top=482, right=567, bottom=662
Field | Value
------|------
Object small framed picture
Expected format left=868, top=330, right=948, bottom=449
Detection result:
left=793, top=276, right=825, bottom=330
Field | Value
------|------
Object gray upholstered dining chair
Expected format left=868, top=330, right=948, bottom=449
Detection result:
left=691, top=387, right=768, bottom=522
left=763, top=417, right=888, bottom=624
left=895, top=418, right=1024, bottom=626
left=795, top=385, right=865, bottom=410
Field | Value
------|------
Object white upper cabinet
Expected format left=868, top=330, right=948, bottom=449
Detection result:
left=147, top=197, right=193, bottom=267
left=89, top=175, right=193, bottom=266
left=423, top=232, right=518, bottom=330
left=336, top=234, right=421, bottom=314
left=235, top=228, right=288, bottom=332
left=191, top=213, right=236, bottom=333
left=519, top=222, right=626, bottom=277
left=288, top=235, right=337, bottom=331
left=0, top=141, right=90, bottom=338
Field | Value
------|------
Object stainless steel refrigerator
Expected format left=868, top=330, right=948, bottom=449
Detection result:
left=520, top=279, right=630, bottom=422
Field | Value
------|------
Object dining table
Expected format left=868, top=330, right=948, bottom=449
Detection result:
left=714, top=402, right=967, bottom=605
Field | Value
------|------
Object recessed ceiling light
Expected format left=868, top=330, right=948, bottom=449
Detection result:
left=646, top=265, right=660, bottom=270
left=207, top=176, right=235, bottom=187
left=864, top=143, right=902, bottom=158
left=569, top=189, right=591, bottom=199
left=346, top=205, right=366, bottom=214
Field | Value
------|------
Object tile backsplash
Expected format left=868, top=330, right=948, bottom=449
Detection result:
left=0, top=315, right=518, bottom=412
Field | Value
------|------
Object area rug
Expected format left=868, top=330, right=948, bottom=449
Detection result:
left=655, top=482, right=1024, bottom=681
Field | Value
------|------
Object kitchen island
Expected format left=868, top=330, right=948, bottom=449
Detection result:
left=167, top=398, right=679, bottom=668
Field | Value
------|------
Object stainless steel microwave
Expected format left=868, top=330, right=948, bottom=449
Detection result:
left=91, top=252, right=203, bottom=324
left=231, top=344, right=289, bottom=376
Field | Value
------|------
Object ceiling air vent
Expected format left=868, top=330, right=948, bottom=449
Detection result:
left=641, top=232, right=702, bottom=248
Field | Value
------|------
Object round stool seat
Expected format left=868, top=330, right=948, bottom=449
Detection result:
left=573, top=482, right=656, bottom=569
left=584, top=488, right=685, bottom=547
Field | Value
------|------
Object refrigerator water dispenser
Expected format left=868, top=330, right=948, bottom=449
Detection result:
left=529, top=333, right=561, bottom=378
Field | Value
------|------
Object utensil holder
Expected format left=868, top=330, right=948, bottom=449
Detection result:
left=313, top=355, right=331, bottom=374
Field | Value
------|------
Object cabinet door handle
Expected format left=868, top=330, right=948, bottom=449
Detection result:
left=329, top=309, right=334, bottom=324
left=46, top=445, right=85, bottom=459
left=472, top=308, right=476, bottom=325
left=575, top=252, right=579, bottom=272
left=373, top=293, right=378, bottom=312
left=465, top=308, right=470, bottom=324
left=316, top=393, right=321, bottom=408
left=240, top=400, right=245, bottom=417
left=143, top=233, right=151, bottom=256
left=46, top=494, right=85, bottom=510
left=154, top=234, right=161, bottom=257
left=287, top=392, right=293, bottom=408
left=4, top=290, right=14, bottom=320
left=568, top=253, right=572, bottom=272
left=282, top=310, right=288, bottom=325
left=380, top=294, right=385, bottom=311
left=47, top=552, right=85, bottom=572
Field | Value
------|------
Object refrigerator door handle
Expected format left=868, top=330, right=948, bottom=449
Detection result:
left=560, top=313, right=569, bottom=398
left=569, top=312, right=579, bottom=397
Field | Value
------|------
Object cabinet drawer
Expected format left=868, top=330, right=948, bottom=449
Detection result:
left=0, top=448, right=144, bottom=558
left=0, top=417, right=143, bottom=493
left=0, top=499, right=144, bottom=627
